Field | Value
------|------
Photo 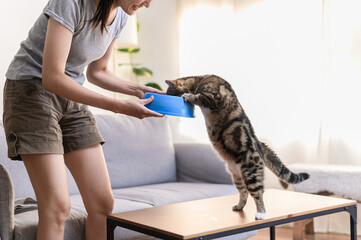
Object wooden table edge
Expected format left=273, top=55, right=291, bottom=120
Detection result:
left=108, top=200, right=357, bottom=239
left=183, top=201, right=357, bottom=239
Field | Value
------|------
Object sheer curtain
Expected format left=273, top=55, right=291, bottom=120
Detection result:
left=318, top=0, right=361, bottom=165
left=176, top=0, right=361, bottom=165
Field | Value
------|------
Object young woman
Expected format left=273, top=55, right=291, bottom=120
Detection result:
left=3, top=0, right=161, bottom=239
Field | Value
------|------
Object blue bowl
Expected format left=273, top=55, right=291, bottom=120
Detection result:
left=143, top=92, right=195, bottom=118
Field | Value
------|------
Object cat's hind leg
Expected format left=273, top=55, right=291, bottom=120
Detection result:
left=232, top=183, right=248, bottom=211
left=226, top=162, right=249, bottom=211
left=241, top=161, right=266, bottom=220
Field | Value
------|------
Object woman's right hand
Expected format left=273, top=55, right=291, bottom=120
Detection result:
left=114, top=96, right=163, bottom=119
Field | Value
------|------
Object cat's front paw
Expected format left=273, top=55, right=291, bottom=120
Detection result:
left=255, top=212, right=266, bottom=220
left=181, top=93, right=195, bottom=103
left=232, top=205, right=244, bottom=211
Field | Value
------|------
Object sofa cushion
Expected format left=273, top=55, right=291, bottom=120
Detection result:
left=95, top=114, right=176, bottom=189
left=174, top=143, right=233, bottom=184
left=14, top=206, right=87, bottom=240
left=112, top=182, right=238, bottom=207
left=13, top=194, right=155, bottom=240
left=69, top=194, right=153, bottom=214
left=13, top=188, right=256, bottom=240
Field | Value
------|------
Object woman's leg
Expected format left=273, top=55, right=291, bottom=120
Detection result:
left=64, top=144, right=114, bottom=240
left=22, top=154, right=70, bottom=240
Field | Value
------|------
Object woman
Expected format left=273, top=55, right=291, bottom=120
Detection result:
left=3, top=0, right=161, bottom=239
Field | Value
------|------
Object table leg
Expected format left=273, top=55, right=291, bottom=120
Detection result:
left=270, top=226, right=275, bottom=240
left=347, top=205, right=357, bottom=240
left=107, top=218, right=116, bottom=240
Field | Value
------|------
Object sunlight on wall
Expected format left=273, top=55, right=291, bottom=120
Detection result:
left=179, top=5, right=235, bottom=77
left=177, top=1, right=323, bottom=156
left=178, top=4, right=237, bottom=143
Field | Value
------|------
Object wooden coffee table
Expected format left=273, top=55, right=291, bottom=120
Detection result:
left=107, top=189, right=357, bottom=240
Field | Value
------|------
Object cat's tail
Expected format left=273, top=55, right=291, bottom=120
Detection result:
left=260, top=142, right=310, bottom=184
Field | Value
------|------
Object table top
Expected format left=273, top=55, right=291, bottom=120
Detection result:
left=108, top=189, right=356, bottom=239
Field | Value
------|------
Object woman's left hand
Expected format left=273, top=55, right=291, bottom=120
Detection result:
left=135, top=85, right=165, bottom=99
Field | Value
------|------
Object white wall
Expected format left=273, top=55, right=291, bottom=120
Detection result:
left=0, top=0, right=48, bottom=116
left=136, top=0, right=179, bottom=89
left=0, top=0, right=179, bottom=116
left=135, top=0, right=183, bottom=142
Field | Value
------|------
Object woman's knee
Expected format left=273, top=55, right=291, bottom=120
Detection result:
left=88, top=193, right=114, bottom=216
left=99, top=193, right=114, bottom=215
left=103, top=194, right=114, bottom=214
left=38, top=197, right=71, bottom=225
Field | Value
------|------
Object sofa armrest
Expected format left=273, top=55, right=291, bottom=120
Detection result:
left=174, top=143, right=233, bottom=184
left=0, top=163, right=14, bottom=240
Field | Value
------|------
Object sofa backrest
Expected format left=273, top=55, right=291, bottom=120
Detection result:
left=95, top=114, right=176, bottom=189
left=0, top=114, right=176, bottom=199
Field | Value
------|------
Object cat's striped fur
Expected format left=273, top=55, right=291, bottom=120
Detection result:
left=166, top=74, right=309, bottom=220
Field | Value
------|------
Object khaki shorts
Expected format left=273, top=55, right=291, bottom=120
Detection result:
left=2, top=78, right=105, bottom=161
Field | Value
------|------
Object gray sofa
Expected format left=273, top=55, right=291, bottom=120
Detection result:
left=0, top=114, right=256, bottom=240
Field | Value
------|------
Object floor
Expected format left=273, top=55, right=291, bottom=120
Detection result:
left=249, top=227, right=361, bottom=240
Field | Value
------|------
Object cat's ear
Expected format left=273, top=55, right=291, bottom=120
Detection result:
left=165, top=80, right=176, bottom=88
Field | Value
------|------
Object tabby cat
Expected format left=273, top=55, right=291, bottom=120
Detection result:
left=165, top=74, right=309, bottom=220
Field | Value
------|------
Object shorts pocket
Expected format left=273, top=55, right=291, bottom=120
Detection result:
left=8, top=105, right=52, bottom=132
left=5, top=79, right=51, bottom=108
left=3, top=80, right=53, bottom=132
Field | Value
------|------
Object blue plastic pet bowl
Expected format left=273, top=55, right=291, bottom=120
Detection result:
left=143, top=92, right=195, bottom=118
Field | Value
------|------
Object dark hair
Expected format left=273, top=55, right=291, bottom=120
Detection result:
left=90, top=0, right=114, bottom=35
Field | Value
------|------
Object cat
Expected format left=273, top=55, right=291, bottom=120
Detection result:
left=165, top=74, right=310, bottom=220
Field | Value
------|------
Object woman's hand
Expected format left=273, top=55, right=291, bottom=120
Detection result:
left=134, top=85, right=165, bottom=99
left=114, top=96, right=163, bottom=119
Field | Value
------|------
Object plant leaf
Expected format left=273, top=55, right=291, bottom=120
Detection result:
left=145, top=82, right=163, bottom=91
left=117, top=47, right=140, bottom=53
left=129, top=48, right=140, bottom=53
left=117, top=48, right=131, bottom=53
left=133, top=67, right=153, bottom=77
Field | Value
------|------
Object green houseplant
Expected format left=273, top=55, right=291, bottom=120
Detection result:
left=117, top=47, right=162, bottom=91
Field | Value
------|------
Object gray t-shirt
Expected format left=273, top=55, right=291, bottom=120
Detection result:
left=6, top=0, right=128, bottom=84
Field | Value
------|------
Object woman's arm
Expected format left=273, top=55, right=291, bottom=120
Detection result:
left=42, top=18, right=162, bottom=118
left=86, top=40, right=164, bottom=99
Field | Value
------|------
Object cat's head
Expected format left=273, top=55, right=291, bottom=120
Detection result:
left=165, top=75, right=211, bottom=96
